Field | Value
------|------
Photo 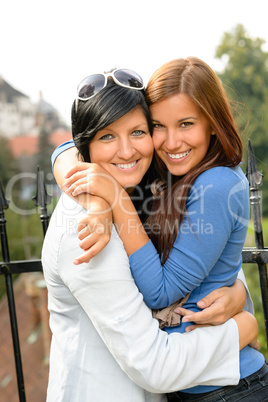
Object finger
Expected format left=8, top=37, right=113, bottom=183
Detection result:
left=181, top=308, right=217, bottom=324
left=197, top=287, right=225, bottom=309
left=79, top=231, right=110, bottom=250
left=77, top=222, right=89, bottom=233
left=174, top=307, right=195, bottom=316
left=72, top=183, right=92, bottom=196
left=79, top=235, right=96, bottom=250
left=77, top=218, right=105, bottom=238
left=73, top=239, right=108, bottom=265
left=62, top=171, right=90, bottom=190
left=65, top=181, right=94, bottom=196
left=77, top=215, right=101, bottom=231
left=73, top=249, right=92, bottom=265
left=185, top=324, right=211, bottom=332
left=64, top=178, right=90, bottom=194
left=175, top=307, right=214, bottom=324
left=78, top=227, right=92, bottom=240
left=251, top=339, right=261, bottom=351
left=65, top=162, right=91, bottom=179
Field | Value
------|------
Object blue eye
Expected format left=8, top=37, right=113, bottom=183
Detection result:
left=132, top=130, right=145, bottom=136
left=181, top=122, right=193, bottom=128
left=99, top=134, right=114, bottom=141
left=152, top=123, right=164, bottom=129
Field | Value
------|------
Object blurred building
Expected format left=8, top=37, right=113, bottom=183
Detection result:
left=0, top=77, right=68, bottom=138
left=0, top=77, right=36, bottom=137
left=9, top=129, right=72, bottom=159
left=35, top=91, right=67, bottom=134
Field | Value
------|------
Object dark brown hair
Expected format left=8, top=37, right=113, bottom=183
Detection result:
left=145, top=57, right=243, bottom=263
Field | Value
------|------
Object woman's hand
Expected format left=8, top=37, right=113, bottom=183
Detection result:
left=61, top=162, right=122, bottom=207
left=249, top=338, right=261, bottom=351
left=180, top=309, right=260, bottom=351
left=174, top=279, right=246, bottom=326
left=73, top=196, right=113, bottom=265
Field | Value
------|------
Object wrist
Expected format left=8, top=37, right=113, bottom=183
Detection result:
left=112, top=188, right=133, bottom=213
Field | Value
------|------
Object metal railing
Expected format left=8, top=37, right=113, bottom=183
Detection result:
left=0, top=140, right=268, bottom=401
left=0, top=168, right=51, bottom=402
left=244, top=140, right=268, bottom=343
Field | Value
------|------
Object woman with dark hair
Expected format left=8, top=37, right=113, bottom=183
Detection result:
left=42, top=68, right=258, bottom=402
left=60, top=59, right=268, bottom=400
left=70, top=73, right=156, bottom=223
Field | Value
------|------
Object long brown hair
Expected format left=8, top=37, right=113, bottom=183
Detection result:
left=145, top=57, right=243, bottom=264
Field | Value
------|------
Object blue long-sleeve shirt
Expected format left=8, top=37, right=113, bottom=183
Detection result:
left=129, top=166, right=264, bottom=392
left=130, top=166, right=248, bottom=309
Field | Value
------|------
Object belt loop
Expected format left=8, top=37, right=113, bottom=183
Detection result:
left=243, top=377, right=250, bottom=388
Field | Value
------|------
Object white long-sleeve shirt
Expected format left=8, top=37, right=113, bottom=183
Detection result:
left=42, top=194, right=242, bottom=402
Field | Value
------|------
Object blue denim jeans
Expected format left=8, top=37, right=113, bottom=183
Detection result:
left=167, top=362, right=268, bottom=401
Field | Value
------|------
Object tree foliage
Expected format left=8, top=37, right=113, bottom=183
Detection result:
left=215, top=24, right=268, bottom=215
left=0, top=136, right=18, bottom=187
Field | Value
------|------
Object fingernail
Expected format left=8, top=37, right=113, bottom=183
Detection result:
left=198, top=300, right=205, bottom=308
left=73, top=259, right=79, bottom=265
left=174, top=308, right=181, bottom=314
left=182, top=317, right=189, bottom=322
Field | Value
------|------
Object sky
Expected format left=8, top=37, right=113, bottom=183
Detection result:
left=2, top=0, right=268, bottom=126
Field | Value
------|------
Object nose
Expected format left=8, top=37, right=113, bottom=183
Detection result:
left=164, top=128, right=182, bottom=151
left=117, top=138, right=136, bottom=160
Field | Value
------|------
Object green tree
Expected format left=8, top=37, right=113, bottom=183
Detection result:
left=215, top=24, right=268, bottom=215
left=0, top=136, right=18, bottom=187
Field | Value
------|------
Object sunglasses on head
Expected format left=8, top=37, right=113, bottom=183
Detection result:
left=75, top=68, right=145, bottom=111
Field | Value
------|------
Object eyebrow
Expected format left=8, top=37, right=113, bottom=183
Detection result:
left=131, top=123, right=149, bottom=129
left=99, top=122, right=148, bottom=134
left=152, top=117, right=198, bottom=123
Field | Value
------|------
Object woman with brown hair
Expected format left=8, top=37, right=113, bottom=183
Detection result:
left=61, top=58, right=268, bottom=400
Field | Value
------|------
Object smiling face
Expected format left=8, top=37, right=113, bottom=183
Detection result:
left=89, top=107, right=154, bottom=190
left=150, top=94, right=213, bottom=177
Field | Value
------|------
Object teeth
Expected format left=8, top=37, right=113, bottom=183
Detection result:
left=115, top=161, right=137, bottom=169
left=168, top=150, right=190, bottom=159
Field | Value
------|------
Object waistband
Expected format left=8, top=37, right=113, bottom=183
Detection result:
left=167, top=362, right=268, bottom=401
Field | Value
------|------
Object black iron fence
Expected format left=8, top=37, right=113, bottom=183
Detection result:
left=0, top=140, right=268, bottom=402
left=0, top=168, right=50, bottom=402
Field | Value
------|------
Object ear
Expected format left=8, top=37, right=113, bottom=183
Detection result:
left=210, top=126, right=216, bottom=135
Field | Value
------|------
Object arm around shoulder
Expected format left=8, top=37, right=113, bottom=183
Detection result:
left=69, top=229, right=241, bottom=392
left=53, top=146, right=79, bottom=188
